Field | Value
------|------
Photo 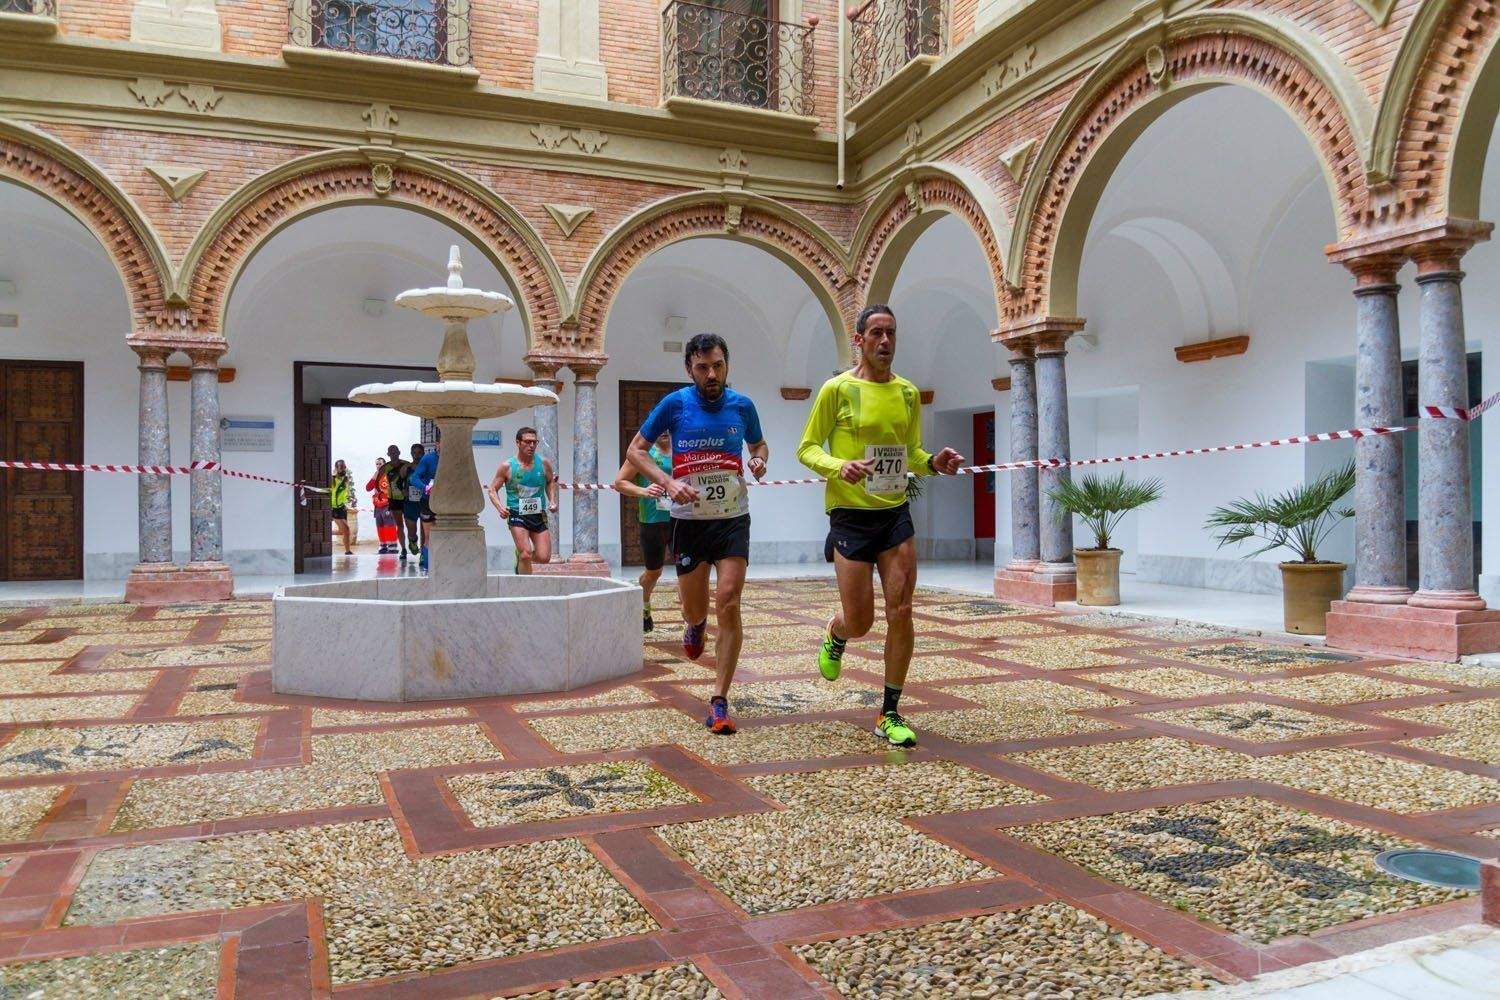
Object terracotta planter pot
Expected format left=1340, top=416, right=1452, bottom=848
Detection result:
left=1074, top=548, right=1122, bottom=606
left=1279, top=561, right=1347, bottom=635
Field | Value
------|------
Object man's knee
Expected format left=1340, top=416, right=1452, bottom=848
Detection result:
left=714, top=587, right=742, bottom=621
left=841, top=608, right=875, bottom=639
left=884, top=591, right=914, bottom=623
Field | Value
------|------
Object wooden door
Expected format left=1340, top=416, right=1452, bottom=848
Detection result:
left=618, top=381, right=685, bottom=566
left=972, top=410, right=995, bottom=541
left=296, top=401, right=332, bottom=572
left=0, top=361, right=83, bottom=580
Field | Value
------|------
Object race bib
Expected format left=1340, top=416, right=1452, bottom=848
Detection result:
left=864, top=445, right=907, bottom=494
left=517, top=496, right=544, bottom=516
left=655, top=496, right=672, bottom=512
left=685, top=470, right=744, bottom=518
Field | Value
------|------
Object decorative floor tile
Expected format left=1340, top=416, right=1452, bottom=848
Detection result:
left=874, top=654, right=1010, bottom=682
left=737, top=626, right=845, bottom=654
left=1058, top=611, right=1152, bottom=629
left=100, top=642, right=270, bottom=669
left=657, top=808, right=993, bottom=914
left=110, top=725, right=501, bottom=831
left=1255, top=748, right=1500, bottom=813
left=683, top=679, right=884, bottom=717
left=153, top=601, right=270, bottom=617
left=0, top=719, right=260, bottom=776
left=1253, top=673, right=1434, bottom=705
left=0, top=630, right=49, bottom=645
left=44, top=631, right=196, bottom=651
left=795, top=900, right=1216, bottom=997
left=310, top=706, right=470, bottom=727
left=0, top=694, right=141, bottom=724
left=0, top=784, right=61, bottom=840
left=449, top=760, right=697, bottom=827
left=916, top=678, right=1123, bottom=744
left=1170, top=643, right=1359, bottom=673
left=926, top=619, right=1061, bottom=639
left=947, top=677, right=1124, bottom=713
left=0, top=941, right=220, bottom=999
left=748, top=760, right=1043, bottom=816
left=4, top=603, right=137, bottom=618
left=1010, top=798, right=1470, bottom=942
left=1133, top=623, right=1241, bottom=642
left=528, top=708, right=705, bottom=754
left=518, top=686, right=659, bottom=713
left=1378, top=661, right=1500, bottom=688
left=919, top=599, right=1038, bottom=619
left=512, top=963, right=721, bottom=999
left=994, top=635, right=1135, bottom=670
left=1086, top=666, right=1248, bottom=700
left=684, top=720, right=882, bottom=765
left=0, top=662, right=152, bottom=695
left=1391, top=699, right=1500, bottom=764
left=27, top=617, right=186, bottom=634
left=1144, top=702, right=1369, bottom=741
left=216, top=626, right=273, bottom=641
left=1013, top=738, right=1252, bottom=790
left=66, top=820, right=656, bottom=985
left=174, top=677, right=253, bottom=717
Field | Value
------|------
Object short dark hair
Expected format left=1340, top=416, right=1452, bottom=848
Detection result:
left=411, top=442, right=425, bottom=456
left=857, top=304, right=896, bottom=333
left=684, top=333, right=729, bottom=365
left=516, top=426, right=538, bottom=442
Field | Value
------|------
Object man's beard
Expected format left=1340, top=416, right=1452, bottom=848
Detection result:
left=697, top=379, right=724, bottom=400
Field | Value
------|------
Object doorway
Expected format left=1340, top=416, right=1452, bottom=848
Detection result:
left=618, top=380, right=685, bottom=566
left=0, top=360, right=83, bottom=580
left=971, top=410, right=995, bottom=542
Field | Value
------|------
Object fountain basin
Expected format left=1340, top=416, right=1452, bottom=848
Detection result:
left=272, top=575, right=642, bottom=701
left=348, top=380, right=558, bottom=420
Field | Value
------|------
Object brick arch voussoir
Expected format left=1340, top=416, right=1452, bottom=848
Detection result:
left=188, top=165, right=562, bottom=338
left=577, top=203, right=854, bottom=345
left=1009, top=30, right=1368, bottom=325
left=0, top=136, right=174, bottom=332
left=854, top=177, right=1005, bottom=310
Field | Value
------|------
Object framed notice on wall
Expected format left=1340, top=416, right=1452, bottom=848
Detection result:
left=221, top=416, right=275, bottom=452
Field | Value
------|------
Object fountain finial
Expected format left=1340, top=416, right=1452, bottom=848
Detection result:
left=446, top=245, right=464, bottom=290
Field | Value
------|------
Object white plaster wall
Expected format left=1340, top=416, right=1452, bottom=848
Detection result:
left=1466, top=112, right=1500, bottom=605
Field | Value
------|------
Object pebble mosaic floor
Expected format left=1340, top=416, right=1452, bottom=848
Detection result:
left=0, top=581, right=1493, bottom=998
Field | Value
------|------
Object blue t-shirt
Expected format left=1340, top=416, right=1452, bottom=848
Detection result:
left=639, top=386, right=763, bottom=520
left=408, top=451, right=439, bottom=497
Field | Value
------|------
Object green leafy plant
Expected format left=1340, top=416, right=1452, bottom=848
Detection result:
left=1205, top=461, right=1355, bottom=564
left=1045, top=472, right=1165, bottom=550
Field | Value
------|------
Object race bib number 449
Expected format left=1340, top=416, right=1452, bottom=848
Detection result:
left=686, top=471, right=744, bottom=518
left=864, top=445, right=907, bottom=494
left=517, top=496, right=544, bottom=516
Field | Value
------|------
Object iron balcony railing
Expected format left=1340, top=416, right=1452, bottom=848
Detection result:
left=662, top=0, right=816, bottom=117
left=288, top=0, right=471, bottom=67
left=848, top=0, right=945, bottom=105
left=0, top=0, right=56, bottom=16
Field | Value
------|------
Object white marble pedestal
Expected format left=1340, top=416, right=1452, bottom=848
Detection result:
left=272, top=575, right=642, bottom=701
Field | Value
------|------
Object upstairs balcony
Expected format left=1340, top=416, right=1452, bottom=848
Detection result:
left=847, top=0, right=944, bottom=107
left=286, top=0, right=472, bottom=69
left=662, top=0, right=817, bottom=120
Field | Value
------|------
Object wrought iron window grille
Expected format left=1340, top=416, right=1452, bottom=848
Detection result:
left=662, top=0, right=817, bottom=118
left=288, top=0, right=471, bottom=67
left=0, top=0, right=57, bottom=16
left=847, top=0, right=945, bottom=106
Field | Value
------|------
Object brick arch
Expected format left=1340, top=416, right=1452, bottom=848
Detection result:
left=851, top=168, right=1007, bottom=322
left=184, top=156, right=564, bottom=344
left=0, top=120, right=175, bottom=333
left=1006, top=26, right=1371, bottom=326
left=573, top=194, right=856, bottom=358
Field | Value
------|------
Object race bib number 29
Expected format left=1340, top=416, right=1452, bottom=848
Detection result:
left=688, top=471, right=744, bottom=517
left=864, top=445, right=907, bottom=494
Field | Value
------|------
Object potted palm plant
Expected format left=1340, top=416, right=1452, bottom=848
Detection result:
left=1046, top=472, right=1165, bottom=606
left=1204, top=461, right=1354, bottom=635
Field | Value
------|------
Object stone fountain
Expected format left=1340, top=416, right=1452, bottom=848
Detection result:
left=271, top=248, right=642, bottom=702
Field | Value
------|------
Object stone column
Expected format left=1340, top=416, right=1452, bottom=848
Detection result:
left=1006, top=340, right=1040, bottom=572
left=1410, top=242, right=1485, bottom=610
left=123, top=342, right=181, bottom=602
left=524, top=358, right=564, bottom=474
left=1034, top=330, right=1076, bottom=583
left=1343, top=255, right=1410, bottom=604
left=538, top=358, right=610, bottom=577
left=181, top=345, right=233, bottom=600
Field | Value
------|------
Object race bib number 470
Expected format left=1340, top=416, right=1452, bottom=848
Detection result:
left=687, top=471, right=744, bottom=517
left=864, top=445, right=907, bottom=494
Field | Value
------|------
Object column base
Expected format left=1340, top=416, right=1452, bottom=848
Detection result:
left=1324, top=600, right=1500, bottom=661
left=533, top=553, right=613, bottom=578
left=1409, top=588, right=1488, bottom=611
left=994, top=567, right=1076, bottom=606
left=1344, top=584, right=1413, bottom=605
left=125, top=562, right=234, bottom=604
left=1004, top=558, right=1040, bottom=574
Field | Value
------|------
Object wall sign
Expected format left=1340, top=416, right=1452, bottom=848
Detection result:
left=221, top=416, right=274, bottom=452
left=472, top=430, right=502, bottom=447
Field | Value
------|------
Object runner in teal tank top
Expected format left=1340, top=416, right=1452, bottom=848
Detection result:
left=486, top=426, right=557, bottom=574
left=613, top=431, right=674, bottom=633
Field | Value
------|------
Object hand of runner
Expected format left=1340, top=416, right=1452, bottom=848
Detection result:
left=839, top=458, right=875, bottom=483
left=932, top=447, right=965, bottom=475
left=548, top=500, right=559, bottom=513
left=497, top=505, right=510, bottom=519
left=666, top=478, right=699, bottom=503
left=646, top=483, right=667, bottom=498
left=747, top=456, right=767, bottom=480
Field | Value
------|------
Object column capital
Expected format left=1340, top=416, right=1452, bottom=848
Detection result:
left=1326, top=217, right=1493, bottom=272
left=997, top=331, right=1035, bottom=360
left=128, top=341, right=174, bottom=367
left=567, top=355, right=608, bottom=382
left=185, top=342, right=228, bottom=369
left=1337, top=251, right=1405, bottom=290
left=996, top=317, right=1084, bottom=354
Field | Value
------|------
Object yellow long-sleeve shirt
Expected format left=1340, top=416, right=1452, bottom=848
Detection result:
left=796, top=371, right=934, bottom=512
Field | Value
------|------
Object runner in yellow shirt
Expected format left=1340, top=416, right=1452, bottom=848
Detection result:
left=796, top=304, right=965, bottom=747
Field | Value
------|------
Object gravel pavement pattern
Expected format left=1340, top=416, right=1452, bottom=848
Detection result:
left=0, top=583, right=1490, bottom=996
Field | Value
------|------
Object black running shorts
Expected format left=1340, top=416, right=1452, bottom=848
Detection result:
left=507, top=513, right=549, bottom=534
left=640, top=520, right=671, bottom=571
left=825, top=503, right=915, bottom=564
left=671, top=514, right=750, bottom=574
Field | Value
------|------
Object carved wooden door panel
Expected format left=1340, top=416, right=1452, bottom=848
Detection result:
left=617, top=381, right=684, bottom=566
left=297, top=402, right=332, bottom=571
left=1, top=361, right=83, bottom=581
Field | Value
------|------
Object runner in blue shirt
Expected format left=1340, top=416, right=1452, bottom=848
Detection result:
left=408, top=439, right=439, bottom=572
left=627, top=333, right=768, bottom=735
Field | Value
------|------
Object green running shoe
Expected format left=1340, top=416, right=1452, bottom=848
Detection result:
left=817, top=626, right=846, bottom=681
left=875, top=711, right=917, bottom=748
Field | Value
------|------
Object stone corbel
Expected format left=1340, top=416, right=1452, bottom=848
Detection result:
left=723, top=195, right=747, bottom=235
left=360, top=146, right=407, bottom=197
left=780, top=387, right=811, bottom=401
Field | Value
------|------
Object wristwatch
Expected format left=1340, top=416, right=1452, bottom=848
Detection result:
left=926, top=453, right=939, bottom=474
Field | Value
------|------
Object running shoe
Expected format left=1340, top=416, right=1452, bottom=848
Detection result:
left=705, top=696, right=737, bottom=735
left=682, top=619, right=706, bottom=660
left=874, top=710, right=917, bottom=748
left=643, top=603, right=654, bottom=634
left=817, top=623, right=846, bottom=682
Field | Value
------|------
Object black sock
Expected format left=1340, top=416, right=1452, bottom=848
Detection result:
left=882, top=685, right=902, bottom=716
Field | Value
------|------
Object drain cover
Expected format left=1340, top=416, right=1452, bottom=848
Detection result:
left=1374, top=849, right=1483, bottom=889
